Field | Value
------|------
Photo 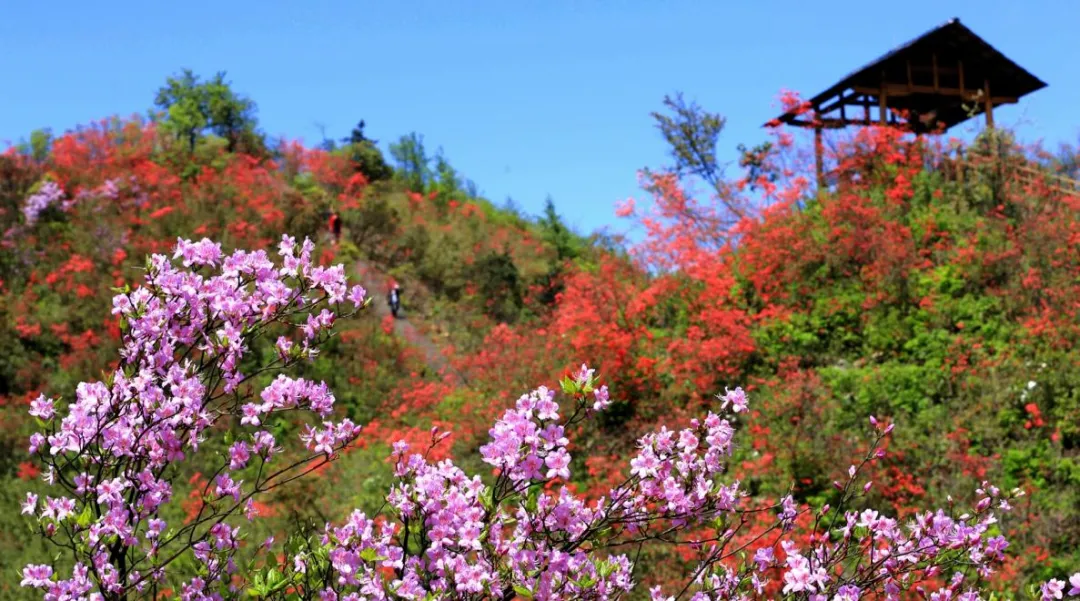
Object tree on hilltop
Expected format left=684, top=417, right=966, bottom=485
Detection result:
left=153, top=69, right=262, bottom=153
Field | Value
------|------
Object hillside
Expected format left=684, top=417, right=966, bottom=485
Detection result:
left=2, top=73, right=1079, bottom=598
left=0, top=74, right=600, bottom=597
left=437, top=124, right=1080, bottom=585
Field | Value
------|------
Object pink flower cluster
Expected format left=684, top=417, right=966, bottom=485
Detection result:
left=479, top=385, right=572, bottom=482
left=22, top=179, right=67, bottom=224
left=1044, top=575, right=1080, bottom=601
left=21, top=235, right=367, bottom=599
left=623, top=408, right=742, bottom=529
left=23, top=177, right=123, bottom=227
left=272, top=371, right=1063, bottom=601
left=17, top=238, right=1077, bottom=601
left=312, top=376, right=637, bottom=600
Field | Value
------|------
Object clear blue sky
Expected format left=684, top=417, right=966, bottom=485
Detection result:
left=2, top=1, right=1077, bottom=235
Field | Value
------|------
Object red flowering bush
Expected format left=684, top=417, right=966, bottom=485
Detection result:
left=4, top=78, right=1080, bottom=597
left=20, top=238, right=1074, bottom=600
left=433, top=114, right=1080, bottom=590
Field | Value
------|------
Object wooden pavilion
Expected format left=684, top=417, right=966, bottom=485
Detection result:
left=767, top=18, right=1048, bottom=188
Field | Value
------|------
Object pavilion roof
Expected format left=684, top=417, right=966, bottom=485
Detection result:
left=769, top=18, right=1047, bottom=132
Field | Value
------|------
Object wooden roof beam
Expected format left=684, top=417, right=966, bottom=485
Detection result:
left=909, top=63, right=960, bottom=74
left=815, top=90, right=866, bottom=116
left=786, top=117, right=877, bottom=129
left=852, top=83, right=1017, bottom=103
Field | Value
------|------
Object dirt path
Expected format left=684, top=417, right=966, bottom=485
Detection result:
left=352, top=259, right=465, bottom=385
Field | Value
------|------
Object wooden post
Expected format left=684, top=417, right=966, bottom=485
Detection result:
left=815, top=124, right=825, bottom=191
left=983, top=79, right=994, bottom=127
left=879, top=79, right=888, bottom=125
left=957, top=148, right=965, bottom=187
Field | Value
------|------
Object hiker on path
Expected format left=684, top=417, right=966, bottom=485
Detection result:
left=388, top=283, right=402, bottom=318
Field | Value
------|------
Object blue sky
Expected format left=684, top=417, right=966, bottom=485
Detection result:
left=2, top=1, right=1077, bottom=236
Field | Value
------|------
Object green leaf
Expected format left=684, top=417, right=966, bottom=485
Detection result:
left=266, top=568, right=282, bottom=586
left=572, top=576, right=596, bottom=589
left=597, top=560, right=615, bottom=579
left=360, top=547, right=387, bottom=563
left=513, top=584, right=534, bottom=599
left=246, top=574, right=266, bottom=598
left=76, top=504, right=93, bottom=528
left=526, top=485, right=540, bottom=514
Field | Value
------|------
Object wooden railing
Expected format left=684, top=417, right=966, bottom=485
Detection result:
left=940, top=150, right=1080, bottom=198
left=1013, top=163, right=1080, bottom=197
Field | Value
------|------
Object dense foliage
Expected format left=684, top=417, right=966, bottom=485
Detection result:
left=2, top=74, right=1078, bottom=598
left=13, top=245, right=1042, bottom=599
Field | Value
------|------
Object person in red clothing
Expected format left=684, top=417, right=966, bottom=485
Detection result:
left=328, top=212, right=342, bottom=243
